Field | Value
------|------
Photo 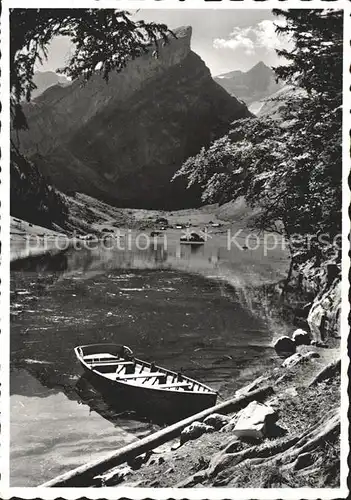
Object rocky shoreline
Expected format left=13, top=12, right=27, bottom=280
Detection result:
left=92, top=343, right=340, bottom=489
left=39, top=272, right=340, bottom=489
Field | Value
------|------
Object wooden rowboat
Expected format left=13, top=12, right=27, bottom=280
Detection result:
left=74, top=344, right=217, bottom=422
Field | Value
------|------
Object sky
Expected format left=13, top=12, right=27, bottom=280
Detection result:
left=38, top=9, right=291, bottom=77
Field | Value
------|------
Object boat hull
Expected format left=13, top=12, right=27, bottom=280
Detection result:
left=180, top=240, right=204, bottom=245
left=79, top=360, right=217, bottom=423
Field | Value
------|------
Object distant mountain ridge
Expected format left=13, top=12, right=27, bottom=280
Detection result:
left=214, top=61, right=283, bottom=106
left=17, top=26, right=251, bottom=209
left=32, top=71, right=71, bottom=99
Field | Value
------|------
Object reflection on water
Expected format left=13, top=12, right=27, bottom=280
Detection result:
left=10, top=235, right=289, bottom=486
left=11, top=229, right=288, bottom=285
left=11, top=369, right=155, bottom=486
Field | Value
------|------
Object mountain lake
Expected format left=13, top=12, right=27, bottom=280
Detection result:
left=10, top=229, right=290, bottom=486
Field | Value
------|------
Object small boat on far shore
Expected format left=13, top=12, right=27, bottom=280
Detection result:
left=74, top=344, right=217, bottom=422
left=180, top=232, right=205, bottom=245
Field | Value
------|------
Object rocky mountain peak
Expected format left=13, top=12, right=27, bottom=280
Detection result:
left=214, top=61, right=282, bottom=106
left=173, top=25, right=192, bottom=41
left=32, top=71, right=71, bottom=99
left=249, top=61, right=269, bottom=71
left=246, top=61, right=273, bottom=80
left=17, top=25, right=251, bottom=209
left=150, top=24, right=192, bottom=68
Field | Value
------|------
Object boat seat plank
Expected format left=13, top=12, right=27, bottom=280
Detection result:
left=84, top=353, right=117, bottom=360
left=91, top=361, right=134, bottom=368
left=84, top=359, right=119, bottom=366
left=117, top=372, right=164, bottom=380
left=160, top=382, right=192, bottom=389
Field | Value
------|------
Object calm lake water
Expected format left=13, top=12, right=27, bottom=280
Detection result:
left=10, top=232, right=290, bottom=486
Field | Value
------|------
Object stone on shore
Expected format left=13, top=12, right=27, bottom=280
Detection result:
left=282, top=353, right=303, bottom=368
left=232, top=401, right=278, bottom=440
left=274, top=336, right=296, bottom=356
left=220, top=420, right=238, bottom=433
left=282, top=351, right=320, bottom=369
left=219, top=409, right=244, bottom=433
left=292, top=328, right=310, bottom=346
left=94, top=465, right=132, bottom=486
left=203, top=413, right=231, bottom=431
left=180, top=421, right=214, bottom=445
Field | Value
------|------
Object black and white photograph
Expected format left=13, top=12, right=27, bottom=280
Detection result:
left=0, top=0, right=349, bottom=497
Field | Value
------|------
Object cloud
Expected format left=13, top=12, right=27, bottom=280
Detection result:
left=213, top=28, right=255, bottom=55
left=255, top=20, right=288, bottom=50
left=213, top=19, right=290, bottom=55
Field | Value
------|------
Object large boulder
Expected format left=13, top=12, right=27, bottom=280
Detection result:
left=180, top=421, right=214, bottom=445
left=274, top=336, right=296, bottom=356
left=232, top=401, right=278, bottom=440
left=220, top=409, right=244, bottom=433
left=292, top=328, right=310, bottom=346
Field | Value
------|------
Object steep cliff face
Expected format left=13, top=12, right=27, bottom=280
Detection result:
left=18, top=27, right=250, bottom=209
left=281, top=250, right=341, bottom=344
left=298, top=258, right=341, bottom=343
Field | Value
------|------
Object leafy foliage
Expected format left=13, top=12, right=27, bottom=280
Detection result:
left=273, top=9, right=342, bottom=100
left=272, top=9, right=342, bottom=238
left=10, top=8, right=173, bottom=130
left=174, top=9, right=342, bottom=245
